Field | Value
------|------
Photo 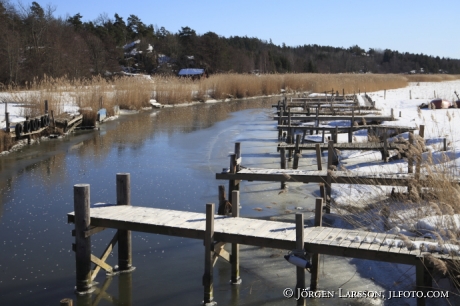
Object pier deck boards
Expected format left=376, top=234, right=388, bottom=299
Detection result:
left=216, top=168, right=421, bottom=186
left=67, top=205, right=448, bottom=266
left=276, top=141, right=407, bottom=152
left=274, top=114, right=394, bottom=122
left=277, top=124, right=417, bottom=134
left=277, top=110, right=381, bottom=116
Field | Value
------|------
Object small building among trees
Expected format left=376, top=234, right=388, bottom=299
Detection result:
left=177, top=68, right=208, bottom=80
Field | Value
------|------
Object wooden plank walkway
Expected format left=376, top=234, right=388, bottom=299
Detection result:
left=216, top=168, right=420, bottom=186
left=277, top=124, right=418, bottom=135
left=274, top=114, right=394, bottom=122
left=276, top=141, right=407, bottom=154
left=68, top=174, right=453, bottom=306
left=277, top=110, right=382, bottom=116
left=67, top=205, right=445, bottom=266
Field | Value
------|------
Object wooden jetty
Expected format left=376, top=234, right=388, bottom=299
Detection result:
left=68, top=173, right=452, bottom=306
left=218, top=139, right=430, bottom=213
left=277, top=123, right=417, bottom=144
left=274, top=114, right=395, bottom=122
left=277, top=110, right=382, bottom=116
left=3, top=100, right=83, bottom=145
left=277, top=141, right=407, bottom=156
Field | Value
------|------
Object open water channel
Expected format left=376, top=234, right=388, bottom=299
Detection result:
left=0, top=97, right=424, bottom=306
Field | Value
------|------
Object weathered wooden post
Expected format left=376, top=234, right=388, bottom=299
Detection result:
left=315, top=144, right=322, bottom=171
left=334, top=126, right=338, bottom=143
left=328, top=140, right=338, bottom=166
left=5, top=112, right=9, bottom=132
left=384, top=89, right=386, bottom=100
left=293, top=153, right=300, bottom=170
left=410, top=90, right=412, bottom=100
left=45, top=100, right=49, bottom=114
left=203, top=203, right=216, bottom=306
left=443, top=138, right=447, bottom=151
left=117, top=173, right=134, bottom=272
left=234, top=142, right=241, bottom=172
left=383, top=132, right=388, bottom=162
left=325, top=171, right=332, bottom=214
left=288, top=108, right=292, bottom=140
left=280, top=148, right=287, bottom=189
left=217, top=185, right=228, bottom=215
left=315, top=106, right=319, bottom=135
left=231, top=190, right=241, bottom=285
left=391, top=108, right=394, bottom=120
left=295, top=213, right=306, bottom=305
left=419, top=125, right=425, bottom=139
left=349, top=107, right=355, bottom=143
left=310, top=198, right=323, bottom=291
left=228, top=153, right=238, bottom=203
left=408, top=133, right=414, bottom=174
left=74, top=184, right=93, bottom=293
left=295, top=134, right=301, bottom=154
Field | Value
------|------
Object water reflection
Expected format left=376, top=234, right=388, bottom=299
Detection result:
left=0, top=97, right=278, bottom=306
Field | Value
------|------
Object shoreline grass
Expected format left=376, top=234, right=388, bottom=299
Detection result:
left=1, top=73, right=459, bottom=119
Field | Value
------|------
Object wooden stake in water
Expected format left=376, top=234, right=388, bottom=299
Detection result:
left=203, top=203, right=216, bottom=305
left=295, top=213, right=306, bottom=305
left=74, top=184, right=92, bottom=293
left=315, top=144, right=322, bottom=171
left=280, top=148, right=287, bottom=189
left=310, top=198, right=323, bottom=291
left=231, top=191, right=242, bottom=285
left=117, top=173, right=133, bottom=272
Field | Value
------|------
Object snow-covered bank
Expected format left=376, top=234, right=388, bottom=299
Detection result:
left=323, top=80, right=460, bottom=239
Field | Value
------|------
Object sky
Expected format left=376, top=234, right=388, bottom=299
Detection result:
left=46, top=0, right=460, bottom=59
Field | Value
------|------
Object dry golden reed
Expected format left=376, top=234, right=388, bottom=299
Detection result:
left=5, top=73, right=458, bottom=118
left=406, top=74, right=460, bottom=83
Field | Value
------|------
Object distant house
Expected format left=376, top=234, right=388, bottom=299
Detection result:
left=178, top=68, right=208, bottom=80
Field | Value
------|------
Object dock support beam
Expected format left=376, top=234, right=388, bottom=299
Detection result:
left=203, top=203, right=216, bottom=306
left=231, top=191, right=241, bottom=284
left=280, top=148, right=286, bottom=189
left=228, top=153, right=238, bottom=204
left=295, top=213, right=306, bottom=305
left=74, top=184, right=93, bottom=293
left=315, top=144, right=322, bottom=171
left=310, top=198, right=323, bottom=291
left=116, top=173, right=134, bottom=272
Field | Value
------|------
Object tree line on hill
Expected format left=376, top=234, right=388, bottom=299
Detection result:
left=1, top=1, right=459, bottom=86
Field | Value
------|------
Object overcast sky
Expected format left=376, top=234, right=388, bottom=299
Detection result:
left=49, top=0, right=459, bottom=59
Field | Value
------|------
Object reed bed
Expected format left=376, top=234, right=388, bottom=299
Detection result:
left=3, top=73, right=458, bottom=118
left=406, top=74, right=460, bottom=83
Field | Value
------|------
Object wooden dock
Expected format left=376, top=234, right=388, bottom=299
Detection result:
left=274, top=114, right=395, bottom=122
left=68, top=205, right=444, bottom=264
left=277, top=141, right=407, bottom=153
left=216, top=167, right=420, bottom=187
left=67, top=173, right=452, bottom=306
left=277, top=110, right=382, bottom=116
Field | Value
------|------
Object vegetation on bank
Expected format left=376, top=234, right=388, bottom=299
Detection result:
left=4, top=73, right=460, bottom=119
